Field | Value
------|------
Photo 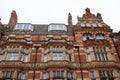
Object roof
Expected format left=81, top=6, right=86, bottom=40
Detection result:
left=4, top=23, right=73, bottom=35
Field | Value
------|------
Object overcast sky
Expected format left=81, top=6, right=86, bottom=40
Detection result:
left=0, top=0, right=120, bottom=32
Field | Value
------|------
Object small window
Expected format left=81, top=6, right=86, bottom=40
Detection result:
left=42, top=72, right=46, bottom=79
left=90, top=71, right=95, bottom=79
left=21, top=73, right=26, bottom=79
left=80, top=22, right=85, bottom=27
left=98, top=22, right=102, bottom=27
left=86, top=21, right=91, bottom=27
left=44, top=54, right=47, bottom=62
left=92, top=22, right=97, bottom=27
left=87, top=53, right=92, bottom=62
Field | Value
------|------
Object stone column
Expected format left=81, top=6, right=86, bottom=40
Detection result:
left=50, top=71, right=53, bottom=80
left=64, top=70, right=67, bottom=80
left=18, top=46, right=22, bottom=60
left=94, top=70, right=100, bottom=80
left=113, top=70, right=120, bottom=80
left=3, top=46, right=8, bottom=60
left=13, top=70, right=17, bottom=80
left=50, top=46, right=53, bottom=60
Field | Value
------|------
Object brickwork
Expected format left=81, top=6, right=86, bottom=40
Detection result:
left=0, top=8, right=120, bottom=80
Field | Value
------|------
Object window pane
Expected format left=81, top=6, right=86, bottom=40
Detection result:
left=24, top=54, right=28, bottom=62
left=42, top=72, right=46, bottom=79
left=44, top=54, right=47, bottom=62
left=87, top=53, right=91, bottom=61
left=98, top=22, right=102, bottom=27
left=90, top=71, right=94, bottom=79
left=92, top=22, right=97, bottom=27
left=80, top=22, right=85, bottom=27
left=7, top=53, right=18, bottom=60
left=86, top=21, right=91, bottom=27
left=21, top=73, right=26, bottom=79
left=53, top=53, right=63, bottom=60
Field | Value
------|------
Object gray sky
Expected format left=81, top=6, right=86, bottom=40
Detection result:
left=0, top=0, right=120, bottom=32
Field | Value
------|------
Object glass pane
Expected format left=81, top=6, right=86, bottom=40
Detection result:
left=21, top=73, right=26, bottom=79
left=86, top=21, right=91, bottom=27
left=87, top=54, right=91, bottom=61
left=98, top=22, right=102, bottom=27
left=7, top=53, right=18, bottom=60
left=80, top=22, right=85, bottom=27
left=42, top=72, right=46, bottom=79
left=24, top=55, right=28, bottom=62
left=92, top=22, right=97, bottom=27
left=44, top=55, right=47, bottom=62
left=90, top=71, right=94, bottom=79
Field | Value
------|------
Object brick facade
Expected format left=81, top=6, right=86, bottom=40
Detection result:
left=0, top=8, right=120, bottom=80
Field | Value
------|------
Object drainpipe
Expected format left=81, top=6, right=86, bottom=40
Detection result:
left=74, top=46, right=84, bottom=80
left=33, top=46, right=39, bottom=80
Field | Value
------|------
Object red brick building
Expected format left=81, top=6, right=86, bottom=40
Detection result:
left=0, top=8, right=120, bottom=80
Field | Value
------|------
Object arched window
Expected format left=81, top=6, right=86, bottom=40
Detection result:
left=83, top=33, right=93, bottom=40
left=96, top=33, right=105, bottom=39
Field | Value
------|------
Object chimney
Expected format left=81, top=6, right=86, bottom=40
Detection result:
left=8, top=10, right=17, bottom=28
left=68, top=13, right=73, bottom=27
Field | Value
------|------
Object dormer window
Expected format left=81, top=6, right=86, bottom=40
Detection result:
left=48, top=24, right=67, bottom=32
left=14, top=23, right=34, bottom=32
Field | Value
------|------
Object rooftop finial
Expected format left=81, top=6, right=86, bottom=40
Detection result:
left=85, top=8, right=90, bottom=13
left=68, top=12, right=71, bottom=16
left=83, top=8, right=95, bottom=18
left=97, top=13, right=102, bottom=19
